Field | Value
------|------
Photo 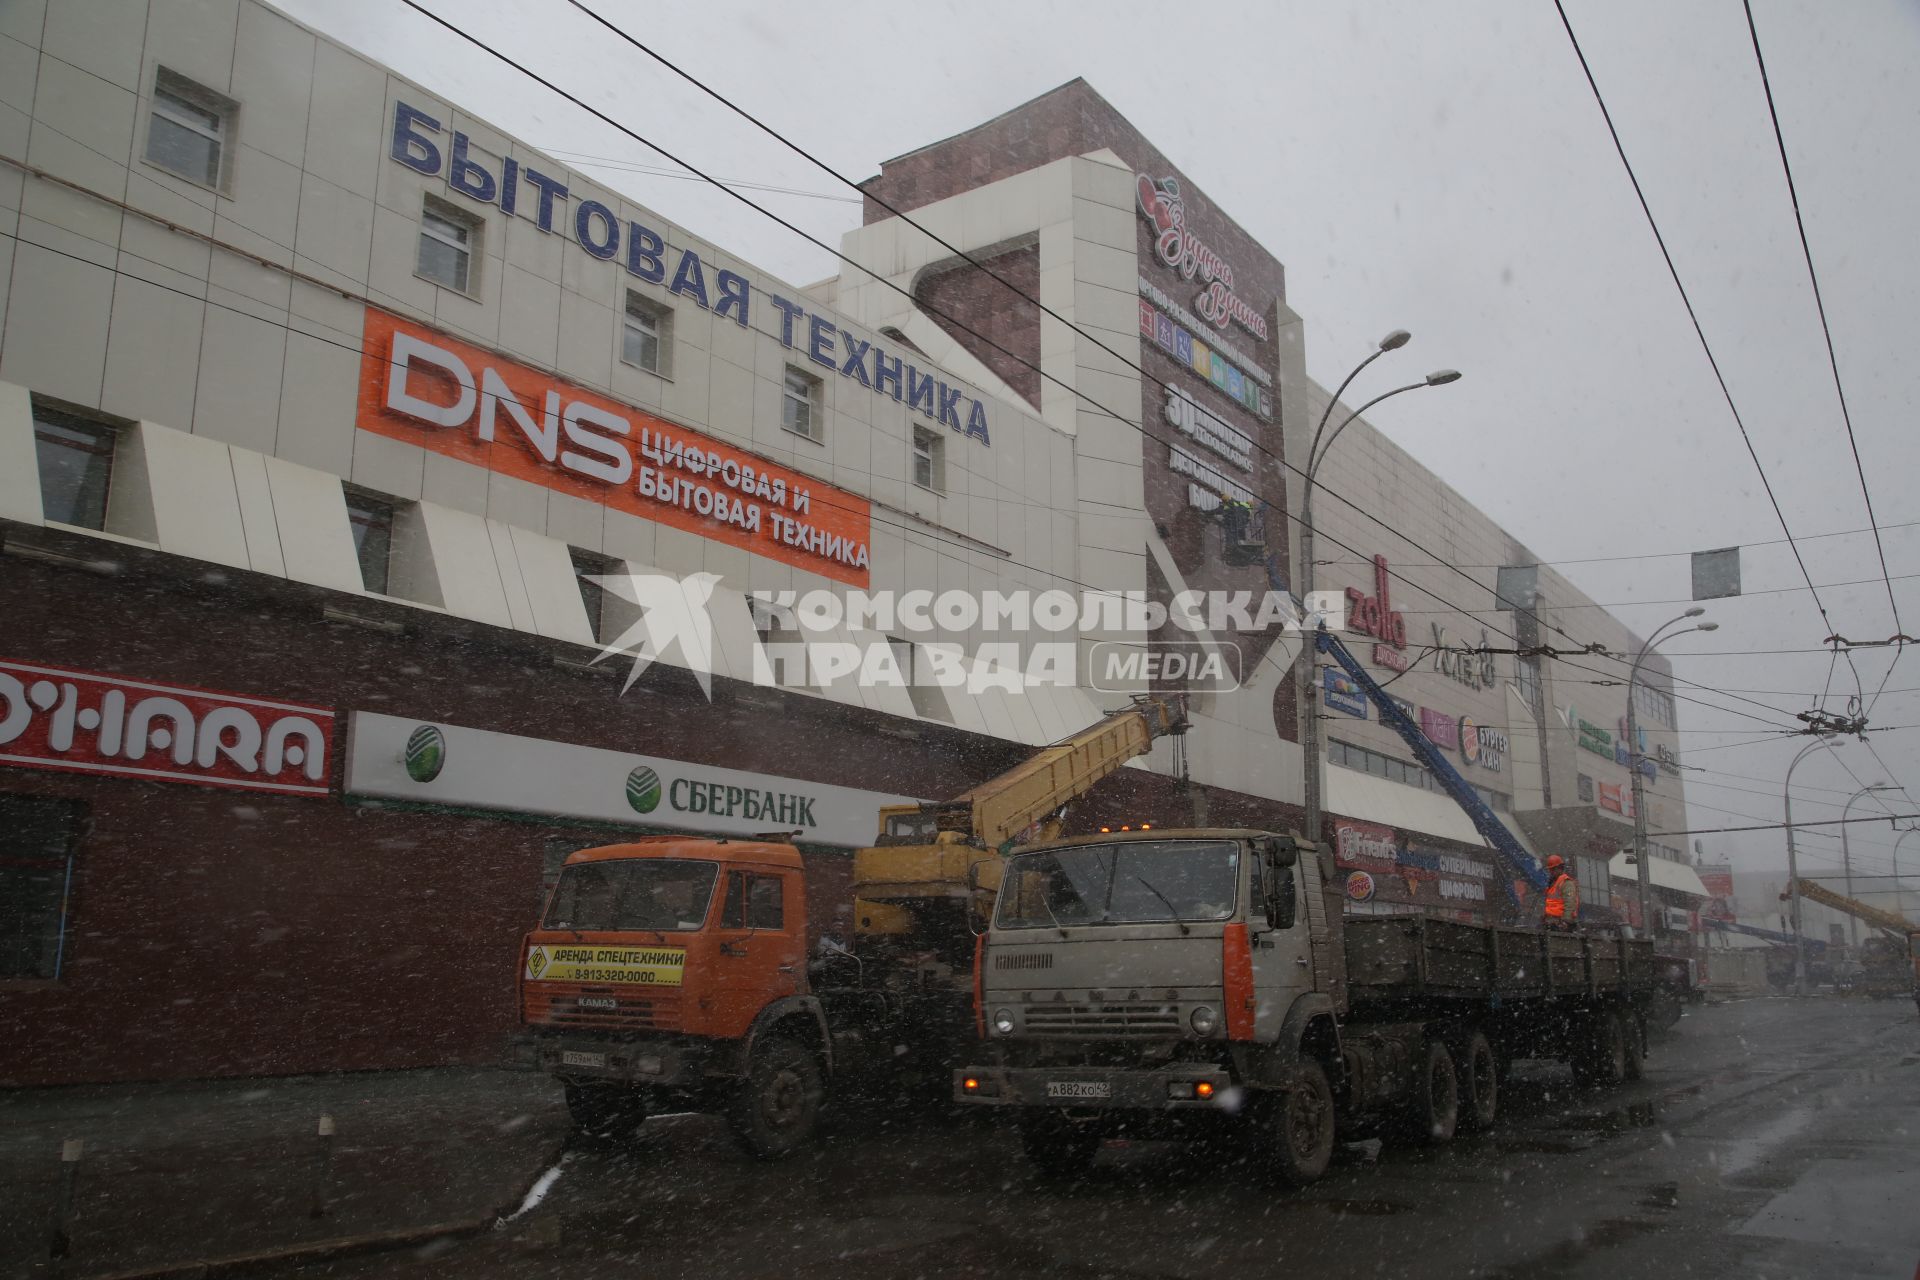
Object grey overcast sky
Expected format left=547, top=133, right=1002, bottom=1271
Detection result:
left=275, top=0, right=1920, bottom=892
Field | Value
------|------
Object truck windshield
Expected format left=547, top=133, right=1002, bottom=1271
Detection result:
left=996, top=840, right=1239, bottom=929
left=542, top=859, right=720, bottom=932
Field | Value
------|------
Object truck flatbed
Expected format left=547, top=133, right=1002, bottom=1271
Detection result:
left=1344, top=915, right=1655, bottom=1001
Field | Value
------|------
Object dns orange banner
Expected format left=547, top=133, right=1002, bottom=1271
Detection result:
left=355, top=308, right=872, bottom=585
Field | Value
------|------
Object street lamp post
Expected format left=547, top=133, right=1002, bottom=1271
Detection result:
left=1893, top=825, right=1918, bottom=925
left=1627, top=609, right=1717, bottom=937
left=1840, top=782, right=1895, bottom=948
left=1294, top=331, right=1458, bottom=849
left=1782, top=735, right=1835, bottom=995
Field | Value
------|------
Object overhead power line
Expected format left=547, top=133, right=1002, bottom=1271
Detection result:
left=1743, top=0, right=1906, bottom=716
left=543, top=1, right=1718, bottom=667
left=528, top=0, right=1825, bottom=743
left=1315, top=518, right=1920, bottom=572
left=1552, top=0, right=1854, bottom=716
left=1645, top=811, right=1920, bottom=839
left=395, top=0, right=1760, bottom=722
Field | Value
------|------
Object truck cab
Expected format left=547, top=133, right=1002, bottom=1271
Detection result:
left=520, top=837, right=830, bottom=1158
left=958, top=828, right=1337, bottom=1177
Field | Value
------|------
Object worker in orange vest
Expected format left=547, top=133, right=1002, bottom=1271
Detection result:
left=1542, top=855, right=1580, bottom=931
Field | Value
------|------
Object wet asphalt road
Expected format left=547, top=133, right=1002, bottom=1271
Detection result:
left=293, top=997, right=1920, bottom=1280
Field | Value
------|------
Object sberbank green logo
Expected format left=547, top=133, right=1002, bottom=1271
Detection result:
left=625, top=766, right=662, bottom=814
left=404, top=724, right=447, bottom=783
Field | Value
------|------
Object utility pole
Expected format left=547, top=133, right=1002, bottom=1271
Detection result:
left=1627, top=610, right=1715, bottom=936
left=1293, top=331, right=1457, bottom=848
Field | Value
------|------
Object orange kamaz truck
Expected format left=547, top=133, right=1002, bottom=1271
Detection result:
left=518, top=697, right=1189, bottom=1157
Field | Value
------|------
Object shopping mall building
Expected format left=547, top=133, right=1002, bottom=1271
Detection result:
left=0, top=3, right=1702, bottom=1085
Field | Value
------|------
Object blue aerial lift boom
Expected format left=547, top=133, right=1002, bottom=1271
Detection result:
left=1316, top=628, right=1549, bottom=901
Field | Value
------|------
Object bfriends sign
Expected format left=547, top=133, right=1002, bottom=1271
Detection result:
left=344, top=712, right=915, bottom=848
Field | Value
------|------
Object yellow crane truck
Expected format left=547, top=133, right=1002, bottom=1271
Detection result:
left=518, top=695, right=1189, bottom=1156
left=1794, top=878, right=1920, bottom=1011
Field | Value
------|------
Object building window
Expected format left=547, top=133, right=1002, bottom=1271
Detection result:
left=345, top=491, right=396, bottom=594
left=32, top=403, right=121, bottom=530
left=144, top=70, right=234, bottom=189
left=911, top=426, right=944, bottom=492
left=1576, top=773, right=1595, bottom=803
left=418, top=197, right=480, bottom=294
left=570, top=548, right=617, bottom=644
left=1515, top=655, right=1542, bottom=717
left=0, top=794, right=84, bottom=981
left=622, top=293, right=672, bottom=376
left=782, top=367, right=822, bottom=442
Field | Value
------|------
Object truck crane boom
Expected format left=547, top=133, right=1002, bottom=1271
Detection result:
left=1793, top=878, right=1919, bottom=937
left=852, top=694, right=1188, bottom=912
left=1317, top=630, right=1547, bottom=901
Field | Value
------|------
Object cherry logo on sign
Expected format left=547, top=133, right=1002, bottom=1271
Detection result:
left=1133, top=174, right=1269, bottom=342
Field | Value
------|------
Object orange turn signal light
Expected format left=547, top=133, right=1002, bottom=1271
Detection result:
left=1195, top=1081, right=1216, bottom=1100
left=962, top=1076, right=980, bottom=1092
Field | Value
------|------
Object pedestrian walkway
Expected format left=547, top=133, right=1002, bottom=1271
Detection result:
left=0, top=1067, right=568, bottom=1279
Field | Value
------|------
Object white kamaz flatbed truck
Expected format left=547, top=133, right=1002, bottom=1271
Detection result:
left=956, top=828, right=1655, bottom=1183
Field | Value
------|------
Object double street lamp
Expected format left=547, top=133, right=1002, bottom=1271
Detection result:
left=1781, top=735, right=1837, bottom=995
left=1296, top=331, right=1461, bottom=844
left=1894, top=825, right=1919, bottom=926
left=1840, top=782, right=1896, bottom=948
left=1627, top=609, right=1716, bottom=936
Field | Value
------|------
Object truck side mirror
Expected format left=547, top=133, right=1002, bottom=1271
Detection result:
left=1257, top=836, right=1297, bottom=868
left=966, top=860, right=992, bottom=937
left=1264, top=853, right=1298, bottom=930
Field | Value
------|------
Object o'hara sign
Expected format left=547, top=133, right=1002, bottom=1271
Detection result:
left=344, top=712, right=915, bottom=848
left=0, top=658, right=333, bottom=796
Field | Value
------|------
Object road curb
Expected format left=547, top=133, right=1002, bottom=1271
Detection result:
left=78, top=1132, right=570, bottom=1280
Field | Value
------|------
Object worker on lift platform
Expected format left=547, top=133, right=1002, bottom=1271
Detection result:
left=1543, top=854, right=1581, bottom=932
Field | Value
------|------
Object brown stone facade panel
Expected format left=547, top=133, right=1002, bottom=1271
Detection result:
left=913, top=244, right=1042, bottom=409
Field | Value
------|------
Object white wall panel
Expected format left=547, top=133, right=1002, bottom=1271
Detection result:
left=228, top=447, right=285, bottom=576
left=507, top=524, right=593, bottom=645
left=41, top=2, right=144, bottom=94
left=484, top=517, right=537, bottom=633
left=0, top=380, right=43, bottom=524
left=1, top=244, right=115, bottom=407
left=192, top=305, right=284, bottom=454
left=100, top=275, right=204, bottom=430
left=262, top=454, right=361, bottom=592
left=415, top=500, right=511, bottom=626
left=134, top=420, right=250, bottom=569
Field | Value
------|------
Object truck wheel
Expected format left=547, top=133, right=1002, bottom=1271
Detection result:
left=1457, top=1030, right=1499, bottom=1132
left=1019, top=1116, right=1103, bottom=1179
left=1261, top=1059, right=1336, bottom=1186
left=727, top=1036, right=824, bottom=1161
left=1400, top=1040, right=1459, bottom=1145
left=564, top=1081, right=647, bottom=1138
left=1571, top=1009, right=1627, bottom=1088
left=1621, top=1011, right=1647, bottom=1081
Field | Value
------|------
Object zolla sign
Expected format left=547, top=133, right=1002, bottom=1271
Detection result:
left=345, top=712, right=915, bottom=848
